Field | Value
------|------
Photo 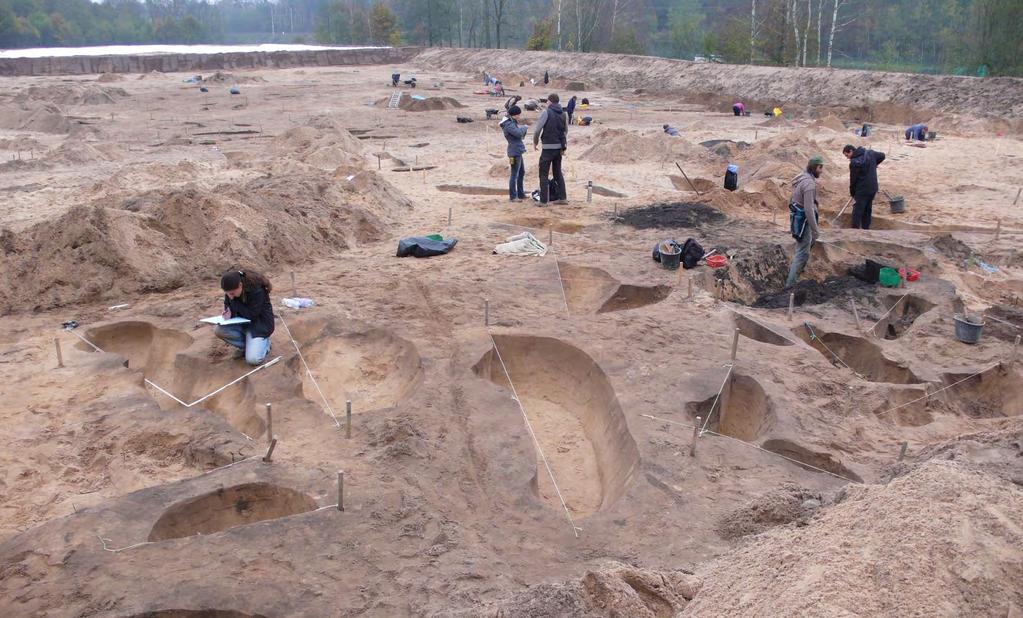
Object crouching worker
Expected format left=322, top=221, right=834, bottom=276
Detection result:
left=215, top=269, right=274, bottom=365
left=786, top=156, right=824, bottom=288
left=905, top=123, right=928, bottom=141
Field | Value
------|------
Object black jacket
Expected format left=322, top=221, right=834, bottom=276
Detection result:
left=223, top=284, right=275, bottom=338
left=848, top=147, right=885, bottom=197
left=536, top=103, right=567, bottom=150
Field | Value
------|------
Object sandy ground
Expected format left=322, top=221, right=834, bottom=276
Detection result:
left=0, top=55, right=1021, bottom=617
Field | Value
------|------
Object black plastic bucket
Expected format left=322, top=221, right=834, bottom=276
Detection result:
left=889, top=195, right=906, bottom=213
left=660, top=243, right=682, bottom=270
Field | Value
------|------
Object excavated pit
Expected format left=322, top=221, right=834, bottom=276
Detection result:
left=872, top=294, right=936, bottom=340
left=761, top=439, right=862, bottom=482
left=473, top=335, right=640, bottom=516
left=500, top=215, right=585, bottom=234
left=79, top=322, right=266, bottom=438
left=122, top=611, right=268, bottom=618
left=732, top=313, right=795, bottom=346
left=873, top=386, right=934, bottom=427
left=793, top=326, right=923, bottom=384
left=558, top=262, right=671, bottom=314
left=292, top=326, right=423, bottom=412
left=939, top=365, right=1023, bottom=418
left=147, top=483, right=318, bottom=541
left=436, top=184, right=507, bottom=195
left=686, top=374, right=775, bottom=441
left=77, top=321, right=193, bottom=390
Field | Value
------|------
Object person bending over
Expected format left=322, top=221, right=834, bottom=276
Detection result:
left=905, top=123, right=928, bottom=141
left=215, top=269, right=275, bottom=365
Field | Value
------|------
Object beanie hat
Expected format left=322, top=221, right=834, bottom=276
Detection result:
left=808, top=155, right=825, bottom=167
left=508, top=105, right=522, bottom=116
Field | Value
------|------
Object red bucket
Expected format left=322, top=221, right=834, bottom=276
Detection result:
left=898, top=268, right=920, bottom=282
left=706, top=254, right=728, bottom=269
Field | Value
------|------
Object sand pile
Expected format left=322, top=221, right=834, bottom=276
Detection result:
left=96, top=73, right=124, bottom=82
left=0, top=103, right=72, bottom=134
left=0, top=172, right=410, bottom=313
left=269, top=115, right=365, bottom=170
left=202, top=71, right=267, bottom=84
left=683, top=460, right=1023, bottom=616
left=44, top=140, right=121, bottom=165
left=813, top=114, right=846, bottom=131
left=738, top=130, right=838, bottom=183
left=14, top=84, right=128, bottom=106
left=581, top=129, right=718, bottom=164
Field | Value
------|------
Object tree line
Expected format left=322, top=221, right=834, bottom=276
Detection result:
left=0, top=0, right=1019, bottom=77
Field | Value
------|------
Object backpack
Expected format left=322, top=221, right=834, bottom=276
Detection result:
left=681, top=238, right=705, bottom=269
left=789, top=202, right=819, bottom=241
left=724, top=164, right=738, bottom=191
left=531, top=176, right=561, bottom=203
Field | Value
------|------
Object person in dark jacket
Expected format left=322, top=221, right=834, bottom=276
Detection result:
left=501, top=105, right=529, bottom=202
left=905, top=123, right=928, bottom=141
left=565, top=95, right=577, bottom=125
left=533, top=93, right=568, bottom=205
left=215, top=269, right=274, bottom=365
left=843, top=144, right=886, bottom=229
left=544, top=70, right=549, bottom=85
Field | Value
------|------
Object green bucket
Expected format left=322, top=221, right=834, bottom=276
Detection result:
left=879, top=267, right=901, bottom=288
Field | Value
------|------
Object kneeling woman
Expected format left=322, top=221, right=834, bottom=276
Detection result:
left=215, top=269, right=274, bottom=365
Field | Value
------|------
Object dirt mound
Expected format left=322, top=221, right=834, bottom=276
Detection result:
left=612, top=201, right=726, bottom=229
left=457, top=561, right=700, bottom=617
left=813, top=114, right=846, bottom=131
left=0, top=103, right=72, bottom=134
left=14, top=84, right=128, bottom=106
left=202, top=71, right=267, bottom=84
left=269, top=117, right=364, bottom=169
left=715, top=484, right=823, bottom=540
left=376, top=96, right=466, bottom=112
left=44, top=140, right=119, bottom=165
left=96, top=73, right=124, bottom=82
left=931, top=233, right=974, bottom=263
left=581, top=128, right=716, bottom=164
left=0, top=172, right=409, bottom=313
left=0, top=136, right=46, bottom=151
left=684, top=460, right=1023, bottom=617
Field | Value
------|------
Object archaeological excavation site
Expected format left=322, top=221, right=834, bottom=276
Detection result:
left=0, top=45, right=1021, bottom=617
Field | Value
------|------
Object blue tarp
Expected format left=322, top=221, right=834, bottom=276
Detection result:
left=397, top=236, right=458, bottom=258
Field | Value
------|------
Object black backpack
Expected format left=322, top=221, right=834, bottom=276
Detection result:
left=681, top=238, right=705, bottom=269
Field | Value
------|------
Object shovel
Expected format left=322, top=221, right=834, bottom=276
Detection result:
left=828, top=197, right=854, bottom=226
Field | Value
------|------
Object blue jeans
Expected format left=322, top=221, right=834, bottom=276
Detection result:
left=509, top=155, right=525, bottom=199
left=215, top=324, right=271, bottom=365
left=786, top=232, right=815, bottom=287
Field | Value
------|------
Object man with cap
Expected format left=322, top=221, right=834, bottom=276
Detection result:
left=786, top=155, right=825, bottom=288
left=842, top=143, right=885, bottom=229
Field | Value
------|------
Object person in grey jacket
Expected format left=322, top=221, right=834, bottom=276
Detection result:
left=786, top=156, right=825, bottom=287
left=533, top=93, right=568, bottom=204
left=501, top=105, right=529, bottom=201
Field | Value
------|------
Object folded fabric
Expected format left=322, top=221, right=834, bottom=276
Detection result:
left=494, top=232, right=548, bottom=256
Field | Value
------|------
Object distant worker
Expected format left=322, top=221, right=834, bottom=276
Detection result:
left=786, top=156, right=825, bottom=288
left=493, top=81, right=505, bottom=96
left=905, top=123, right=928, bottom=141
left=502, top=105, right=529, bottom=202
left=843, top=144, right=886, bottom=230
left=773, top=106, right=783, bottom=118
left=215, top=269, right=274, bottom=365
left=732, top=101, right=745, bottom=116
left=566, top=95, right=577, bottom=125
left=533, top=93, right=568, bottom=205
left=663, top=124, right=680, bottom=136
left=579, top=98, right=590, bottom=108
left=391, top=72, right=400, bottom=87
left=522, top=98, right=540, bottom=111
left=544, top=70, right=550, bottom=85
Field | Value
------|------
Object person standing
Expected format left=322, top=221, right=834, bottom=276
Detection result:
left=215, top=269, right=274, bottom=365
left=842, top=144, right=886, bottom=230
left=544, top=70, right=550, bottom=85
left=786, top=156, right=825, bottom=288
left=501, top=105, right=528, bottom=202
left=533, top=93, right=568, bottom=205
left=566, top=95, right=577, bottom=125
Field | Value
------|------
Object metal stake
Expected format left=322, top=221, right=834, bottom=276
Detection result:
left=995, top=218, right=1001, bottom=240
left=377, top=154, right=381, bottom=170
left=690, top=416, right=701, bottom=457
left=898, top=441, right=908, bottom=461
left=265, top=403, right=273, bottom=444
left=337, top=470, right=345, bottom=511
left=447, top=206, right=453, bottom=227
left=54, top=337, right=64, bottom=368
left=851, top=298, right=862, bottom=331
left=586, top=180, right=592, bottom=203
left=346, top=400, right=352, bottom=439
left=1013, top=335, right=1021, bottom=366
left=262, top=436, right=278, bottom=463
left=290, top=272, right=297, bottom=298
left=788, top=292, right=796, bottom=321
left=548, top=228, right=553, bottom=247
left=730, top=328, right=740, bottom=362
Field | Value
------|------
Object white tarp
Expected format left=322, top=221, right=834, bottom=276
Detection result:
left=494, top=231, right=548, bottom=256
left=0, top=44, right=388, bottom=59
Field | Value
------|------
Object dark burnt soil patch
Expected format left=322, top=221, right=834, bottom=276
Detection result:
left=612, top=202, right=725, bottom=229
left=752, top=276, right=872, bottom=309
left=930, top=233, right=974, bottom=263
